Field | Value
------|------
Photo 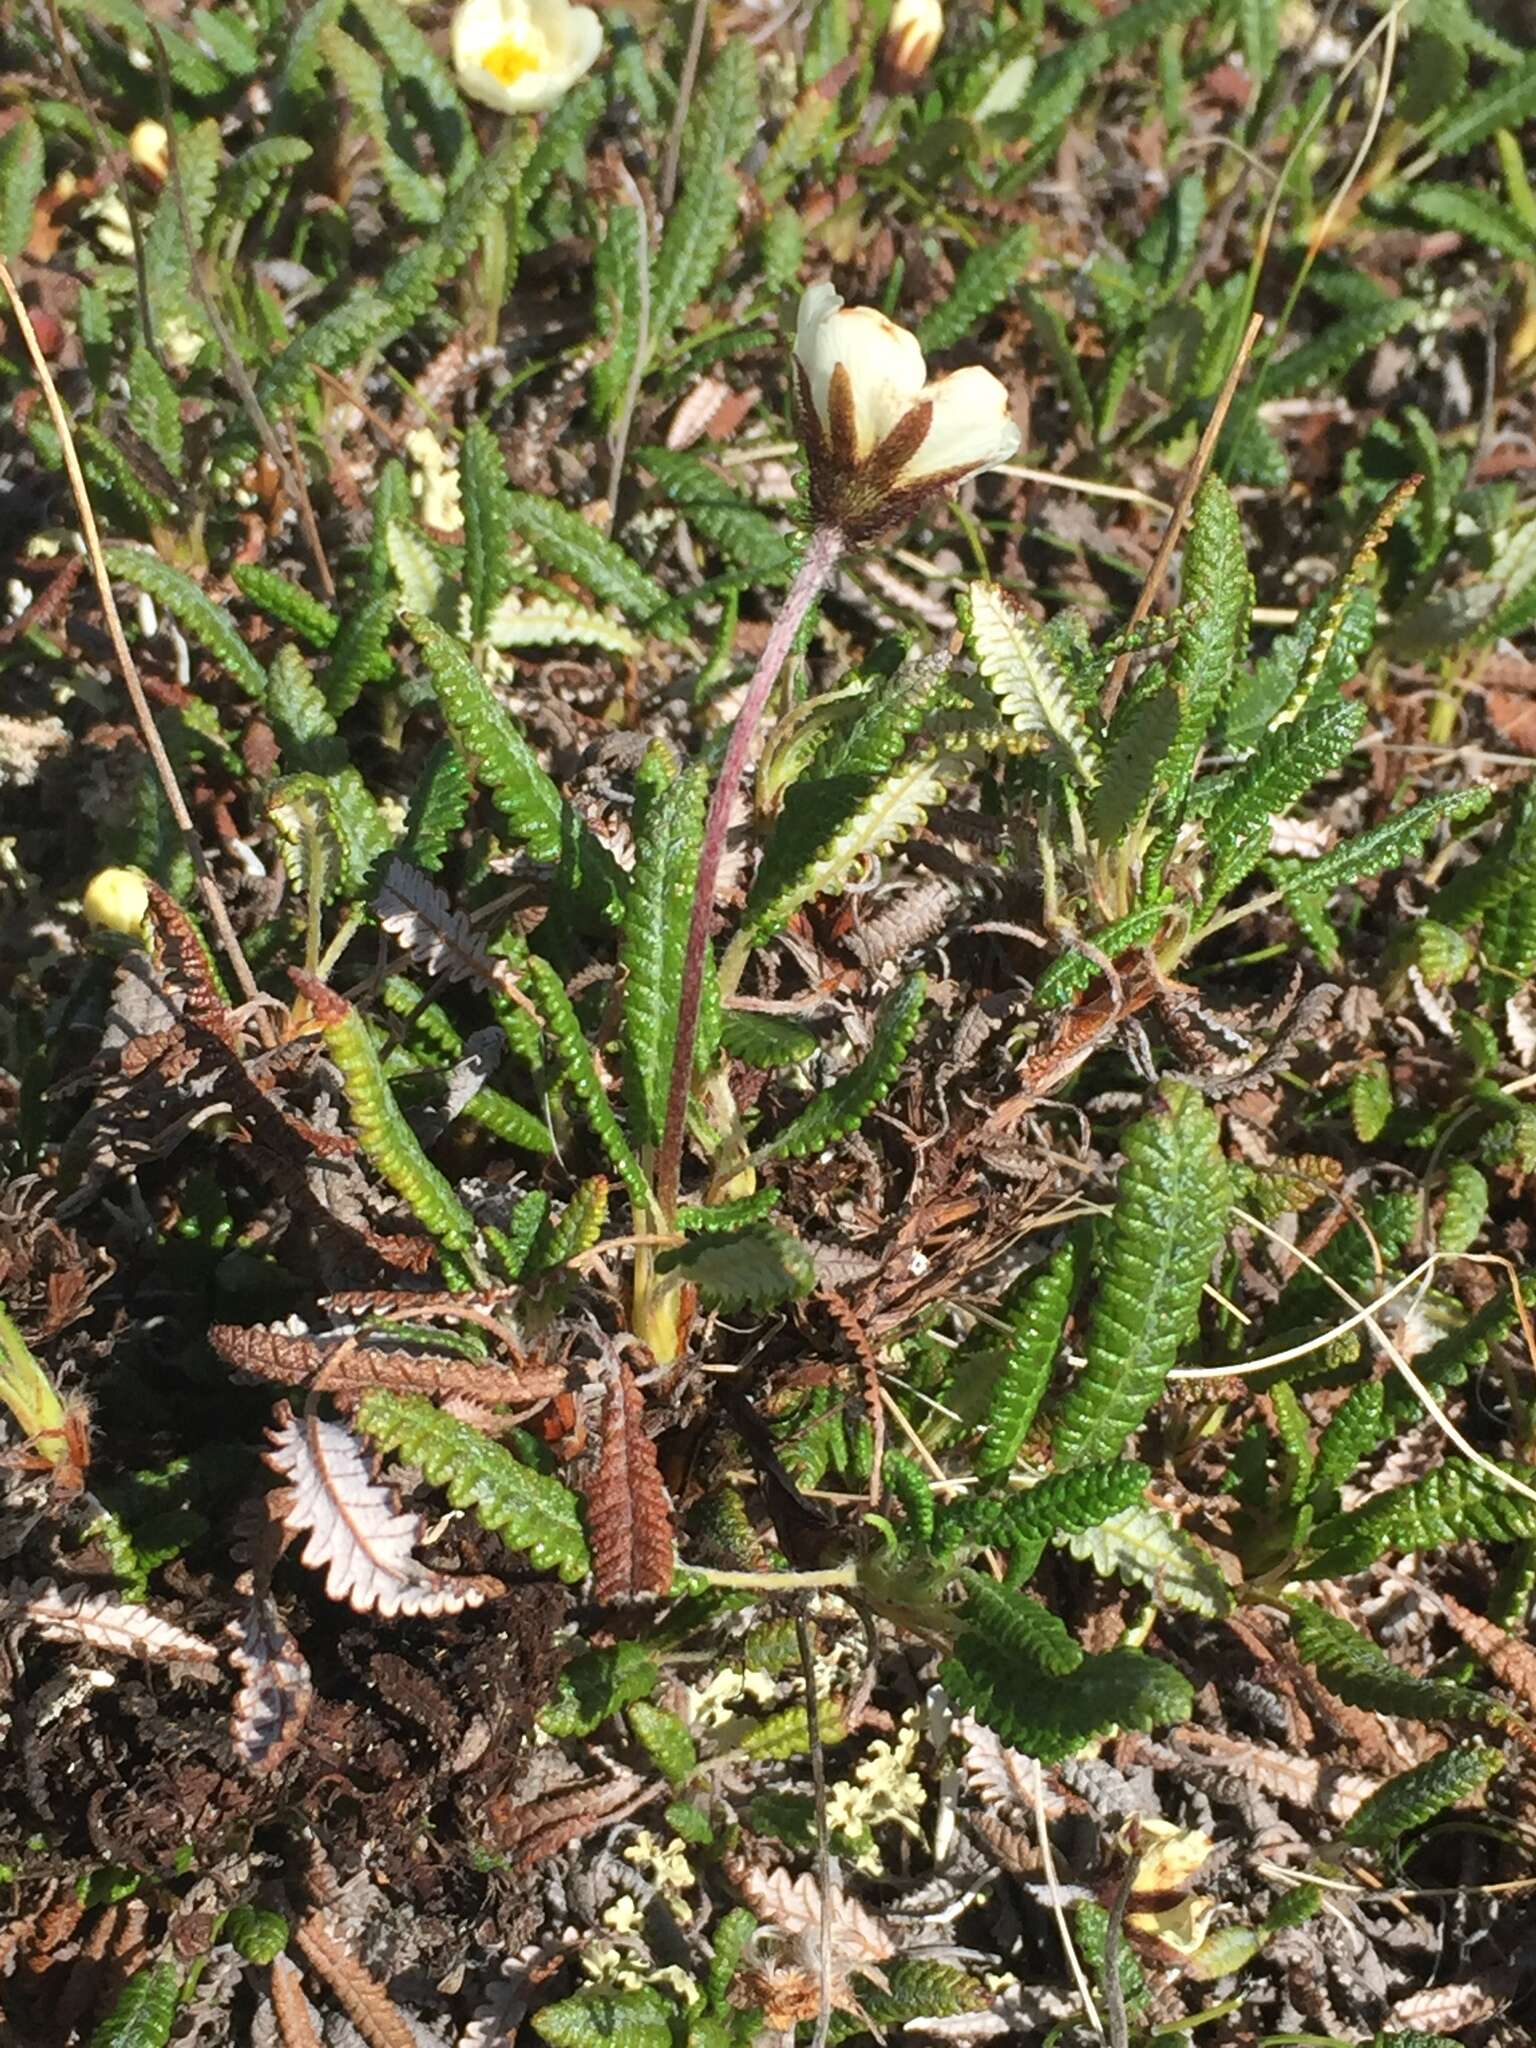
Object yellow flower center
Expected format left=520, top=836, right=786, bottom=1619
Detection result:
left=480, top=29, right=547, bottom=84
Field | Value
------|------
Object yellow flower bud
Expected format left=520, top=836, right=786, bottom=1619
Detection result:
left=82, top=867, right=151, bottom=936
left=128, top=119, right=170, bottom=183
left=881, top=0, right=944, bottom=89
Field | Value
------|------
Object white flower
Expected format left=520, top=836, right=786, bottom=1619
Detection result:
left=882, top=0, right=944, bottom=86
left=451, top=0, right=602, bottom=114
left=793, top=283, right=1020, bottom=539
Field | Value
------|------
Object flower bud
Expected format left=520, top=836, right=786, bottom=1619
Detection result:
left=881, top=0, right=944, bottom=90
left=82, top=867, right=150, bottom=937
left=128, top=119, right=170, bottom=184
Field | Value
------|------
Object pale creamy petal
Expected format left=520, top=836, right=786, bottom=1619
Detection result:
left=898, top=365, right=1020, bottom=486
left=794, top=290, right=927, bottom=457
left=558, top=4, right=605, bottom=79
left=794, top=282, right=849, bottom=435
left=454, top=0, right=600, bottom=112
left=818, top=306, right=928, bottom=457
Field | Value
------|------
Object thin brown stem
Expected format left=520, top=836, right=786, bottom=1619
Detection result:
left=658, top=0, right=710, bottom=216
left=795, top=1604, right=835, bottom=2048
left=1099, top=311, right=1264, bottom=723
left=150, top=28, right=335, bottom=599
left=0, top=258, right=263, bottom=1012
left=655, top=526, right=843, bottom=1221
left=41, top=0, right=161, bottom=372
left=1102, top=1831, right=1142, bottom=2048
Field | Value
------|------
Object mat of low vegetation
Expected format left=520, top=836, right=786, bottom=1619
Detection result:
left=2, top=2, right=1535, bottom=2045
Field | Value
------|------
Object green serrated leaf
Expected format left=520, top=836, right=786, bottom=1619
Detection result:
left=404, top=612, right=621, bottom=921
left=1342, top=1744, right=1503, bottom=1850
left=461, top=421, right=515, bottom=644
left=974, top=1236, right=1082, bottom=1477
left=0, top=112, right=44, bottom=264
left=1200, top=694, right=1367, bottom=910
left=535, top=1989, right=677, bottom=2048
left=103, top=545, right=267, bottom=702
left=940, top=1638, right=1193, bottom=1764
left=88, top=1961, right=179, bottom=2048
left=1089, top=682, right=1180, bottom=846
left=1051, top=1084, right=1231, bottom=1467
left=525, top=954, right=655, bottom=1219
left=503, top=491, right=672, bottom=628
left=638, top=447, right=791, bottom=579
left=1286, top=1595, right=1498, bottom=1724
left=1065, top=1504, right=1232, bottom=1615
left=357, top=1390, right=590, bottom=1581
left=918, top=225, right=1035, bottom=352
left=125, top=345, right=184, bottom=475
left=1307, top=1457, right=1536, bottom=1577
left=398, top=739, right=471, bottom=874
left=1159, top=476, right=1251, bottom=802
left=1273, top=786, right=1490, bottom=904
left=760, top=974, right=925, bottom=1160
left=657, top=1222, right=816, bottom=1311
left=740, top=749, right=956, bottom=958
left=309, top=988, right=477, bottom=1251
left=623, top=748, right=707, bottom=1154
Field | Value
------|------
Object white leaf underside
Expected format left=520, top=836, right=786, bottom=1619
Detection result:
left=966, top=581, right=1099, bottom=787
left=227, top=1587, right=313, bottom=1771
left=376, top=856, right=522, bottom=1001
left=265, top=1403, right=501, bottom=1618
left=11, top=1579, right=220, bottom=1667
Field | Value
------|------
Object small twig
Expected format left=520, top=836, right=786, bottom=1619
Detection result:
left=658, top=0, right=710, bottom=215
left=149, top=28, right=335, bottom=598
left=1033, top=1758, right=1105, bottom=2042
left=41, top=0, right=161, bottom=371
left=1099, top=311, right=1264, bottom=723
left=996, top=464, right=1174, bottom=517
left=0, top=257, right=262, bottom=1012
left=603, top=165, right=651, bottom=531
left=691, top=1564, right=859, bottom=1592
left=1235, top=1205, right=1536, bottom=1512
left=1102, top=1830, right=1142, bottom=2048
left=794, top=1604, right=835, bottom=2048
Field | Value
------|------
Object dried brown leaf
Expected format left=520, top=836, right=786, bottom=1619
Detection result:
left=376, top=859, right=536, bottom=1016
left=486, top=1764, right=649, bottom=1869
left=293, top=1912, right=420, bottom=2048
left=264, top=1401, right=503, bottom=1618
left=584, top=1357, right=674, bottom=1602
left=210, top=1323, right=565, bottom=1407
left=269, top=1954, right=324, bottom=2048
left=729, top=1863, right=895, bottom=1965
left=1437, top=1591, right=1536, bottom=1716
left=144, top=881, right=240, bottom=1044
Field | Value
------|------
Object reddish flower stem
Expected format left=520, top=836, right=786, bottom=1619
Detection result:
left=655, top=526, right=844, bottom=1222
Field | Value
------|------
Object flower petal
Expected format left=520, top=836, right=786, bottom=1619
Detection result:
left=794, top=287, right=927, bottom=461
left=453, top=0, right=602, bottom=112
left=896, top=365, right=1020, bottom=488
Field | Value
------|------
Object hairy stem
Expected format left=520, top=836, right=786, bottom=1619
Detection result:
left=656, top=526, right=843, bottom=1221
